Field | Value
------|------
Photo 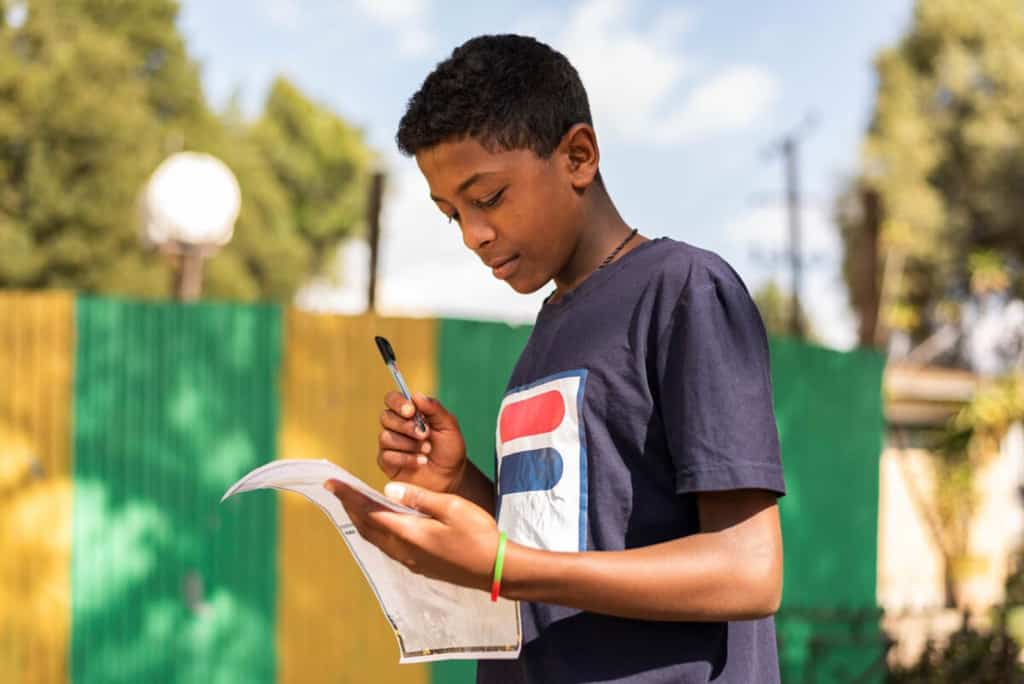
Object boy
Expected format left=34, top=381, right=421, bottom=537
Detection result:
left=327, top=34, right=785, bottom=683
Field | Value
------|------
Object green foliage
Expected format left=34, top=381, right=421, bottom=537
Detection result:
left=249, top=78, right=373, bottom=273
left=0, top=0, right=171, bottom=294
left=923, top=374, right=1024, bottom=603
left=752, top=279, right=817, bottom=341
left=840, top=0, right=1024, bottom=339
left=0, top=0, right=371, bottom=300
left=946, top=373, right=1024, bottom=453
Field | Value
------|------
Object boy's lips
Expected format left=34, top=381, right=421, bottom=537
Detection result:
left=488, top=255, right=520, bottom=280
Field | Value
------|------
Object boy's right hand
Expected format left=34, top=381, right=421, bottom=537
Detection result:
left=378, top=392, right=467, bottom=494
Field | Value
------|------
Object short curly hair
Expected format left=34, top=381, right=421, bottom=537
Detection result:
left=396, top=34, right=593, bottom=158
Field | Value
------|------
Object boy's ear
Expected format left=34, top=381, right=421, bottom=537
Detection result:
left=559, top=123, right=600, bottom=190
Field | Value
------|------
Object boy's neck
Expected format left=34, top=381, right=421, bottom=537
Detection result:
left=552, top=187, right=642, bottom=296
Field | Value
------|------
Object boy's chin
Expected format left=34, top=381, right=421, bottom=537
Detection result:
left=505, top=275, right=550, bottom=295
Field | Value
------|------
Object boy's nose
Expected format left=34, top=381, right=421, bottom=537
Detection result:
left=461, top=218, right=496, bottom=251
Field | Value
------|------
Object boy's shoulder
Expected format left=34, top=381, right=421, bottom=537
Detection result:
left=631, top=237, right=751, bottom=301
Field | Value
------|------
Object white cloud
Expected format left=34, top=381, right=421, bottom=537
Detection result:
left=522, top=0, right=779, bottom=145
left=264, top=0, right=300, bottom=30
left=725, top=204, right=836, bottom=256
left=353, top=0, right=426, bottom=23
left=724, top=204, right=857, bottom=350
left=654, top=67, right=780, bottom=144
left=352, top=0, right=437, bottom=58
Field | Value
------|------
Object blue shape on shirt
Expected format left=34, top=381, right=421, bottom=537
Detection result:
left=498, top=448, right=564, bottom=495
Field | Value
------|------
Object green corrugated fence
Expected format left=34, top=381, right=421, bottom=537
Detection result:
left=771, top=338, right=887, bottom=683
left=70, top=299, right=280, bottom=683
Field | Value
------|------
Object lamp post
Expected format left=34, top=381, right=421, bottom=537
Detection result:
left=139, top=152, right=241, bottom=301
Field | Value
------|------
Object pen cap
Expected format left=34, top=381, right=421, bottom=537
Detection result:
left=374, top=336, right=396, bottom=364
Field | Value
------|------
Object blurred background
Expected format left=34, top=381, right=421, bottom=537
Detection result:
left=4, top=0, right=1024, bottom=682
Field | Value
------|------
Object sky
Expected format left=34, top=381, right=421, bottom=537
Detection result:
left=178, top=0, right=915, bottom=350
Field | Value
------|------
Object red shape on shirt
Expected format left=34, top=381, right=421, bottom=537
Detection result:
left=500, top=390, right=565, bottom=443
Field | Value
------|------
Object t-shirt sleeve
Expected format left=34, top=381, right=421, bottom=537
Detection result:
left=655, top=268, right=785, bottom=496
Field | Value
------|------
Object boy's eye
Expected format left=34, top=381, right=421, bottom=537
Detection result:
left=447, top=211, right=461, bottom=224
left=473, top=188, right=505, bottom=209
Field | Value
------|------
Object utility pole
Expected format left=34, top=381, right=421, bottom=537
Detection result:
left=782, top=136, right=803, bottom=339
left=765, top=114, right=816, bottom=339
left=366, top=170, right=385, bottom=313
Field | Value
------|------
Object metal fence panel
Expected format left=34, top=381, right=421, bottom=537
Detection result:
left=276, top=310, right=433, bottom=684
left=70, top=298, right=280, bottom=683
left=0, top=291, right=74, bottom=684
left=771, top=338, right=887, bottom=683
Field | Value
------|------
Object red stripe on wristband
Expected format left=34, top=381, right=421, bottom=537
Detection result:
left=490, top=531, right=508, bottom=602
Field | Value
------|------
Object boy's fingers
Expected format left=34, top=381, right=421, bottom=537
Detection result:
left=377, top=449, right=428, bottom=474
left=385, top=391, right=416, bottom=418
left=380, top=409, right=428, bottom=440
left=380, top=429, right=422, bottom=453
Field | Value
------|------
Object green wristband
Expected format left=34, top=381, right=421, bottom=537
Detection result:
left=490, top=531, right=508, bottom=602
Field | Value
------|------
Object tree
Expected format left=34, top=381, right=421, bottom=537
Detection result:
left=0, top=0, right=172, bottom=295
left=753, top=280, right=817, bottom=341
left=249, top=78, right=373, bottom=275
left=839, top=0, right=1024, bottom=345
left=0, top=0, right=372, bottom=300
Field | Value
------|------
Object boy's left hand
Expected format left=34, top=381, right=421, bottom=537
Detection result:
left=324, top=478, right=500, bottom=592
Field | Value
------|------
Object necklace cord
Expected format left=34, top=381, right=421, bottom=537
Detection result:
left=545, top=227, right=638, bottom=304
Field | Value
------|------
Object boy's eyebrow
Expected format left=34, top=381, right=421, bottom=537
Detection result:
left=430, top=171, right=496, bottom=203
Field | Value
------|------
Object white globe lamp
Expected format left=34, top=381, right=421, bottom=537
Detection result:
left=140, top=152, right=241, bottom=300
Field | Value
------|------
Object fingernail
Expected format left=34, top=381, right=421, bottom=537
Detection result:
left=384, top=482, right=406, bottom=501
left=323, top=481, right=335, bottom=493
left=420, top=441, right=432, bottom=454
left=416, top=455, right=428, bottom=465
left=402, top=403, right=413, bottom=416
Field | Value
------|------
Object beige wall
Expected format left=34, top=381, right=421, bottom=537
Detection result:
left=878, top=423, right=1024, bottom=664
left=877, top=446, right=947, bottom=611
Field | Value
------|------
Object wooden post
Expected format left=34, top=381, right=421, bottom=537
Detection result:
left=175, top=245, right=204, bottom=302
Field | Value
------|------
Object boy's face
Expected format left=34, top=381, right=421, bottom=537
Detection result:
left=416, top=136, right=584, bottom=294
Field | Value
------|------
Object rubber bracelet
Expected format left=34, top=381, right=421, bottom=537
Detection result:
left=490, top=531, right=508, bottom=602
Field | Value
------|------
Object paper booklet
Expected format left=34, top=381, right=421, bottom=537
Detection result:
left=221, top=459, right=522, bottom=663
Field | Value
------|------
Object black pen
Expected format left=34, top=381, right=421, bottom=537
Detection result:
left=374, top=336, right=428, bottom=434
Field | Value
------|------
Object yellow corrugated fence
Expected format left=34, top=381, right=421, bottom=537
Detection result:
left=277, top=310, right=435, bottom=684
left=0, top=292, right=74, bottom=684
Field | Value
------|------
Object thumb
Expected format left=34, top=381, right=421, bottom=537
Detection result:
left=384, top=481, right=452, bottom=520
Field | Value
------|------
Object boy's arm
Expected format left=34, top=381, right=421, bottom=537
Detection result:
left=501, top=488, right=782, bottom=621
left=327, top=483, right=783, bottom=622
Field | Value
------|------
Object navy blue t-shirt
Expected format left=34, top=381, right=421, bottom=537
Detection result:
left=477, top=238, right=785, bottom=683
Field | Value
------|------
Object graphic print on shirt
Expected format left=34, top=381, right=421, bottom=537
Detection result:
left=495, top=369, right=587, bottom=552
